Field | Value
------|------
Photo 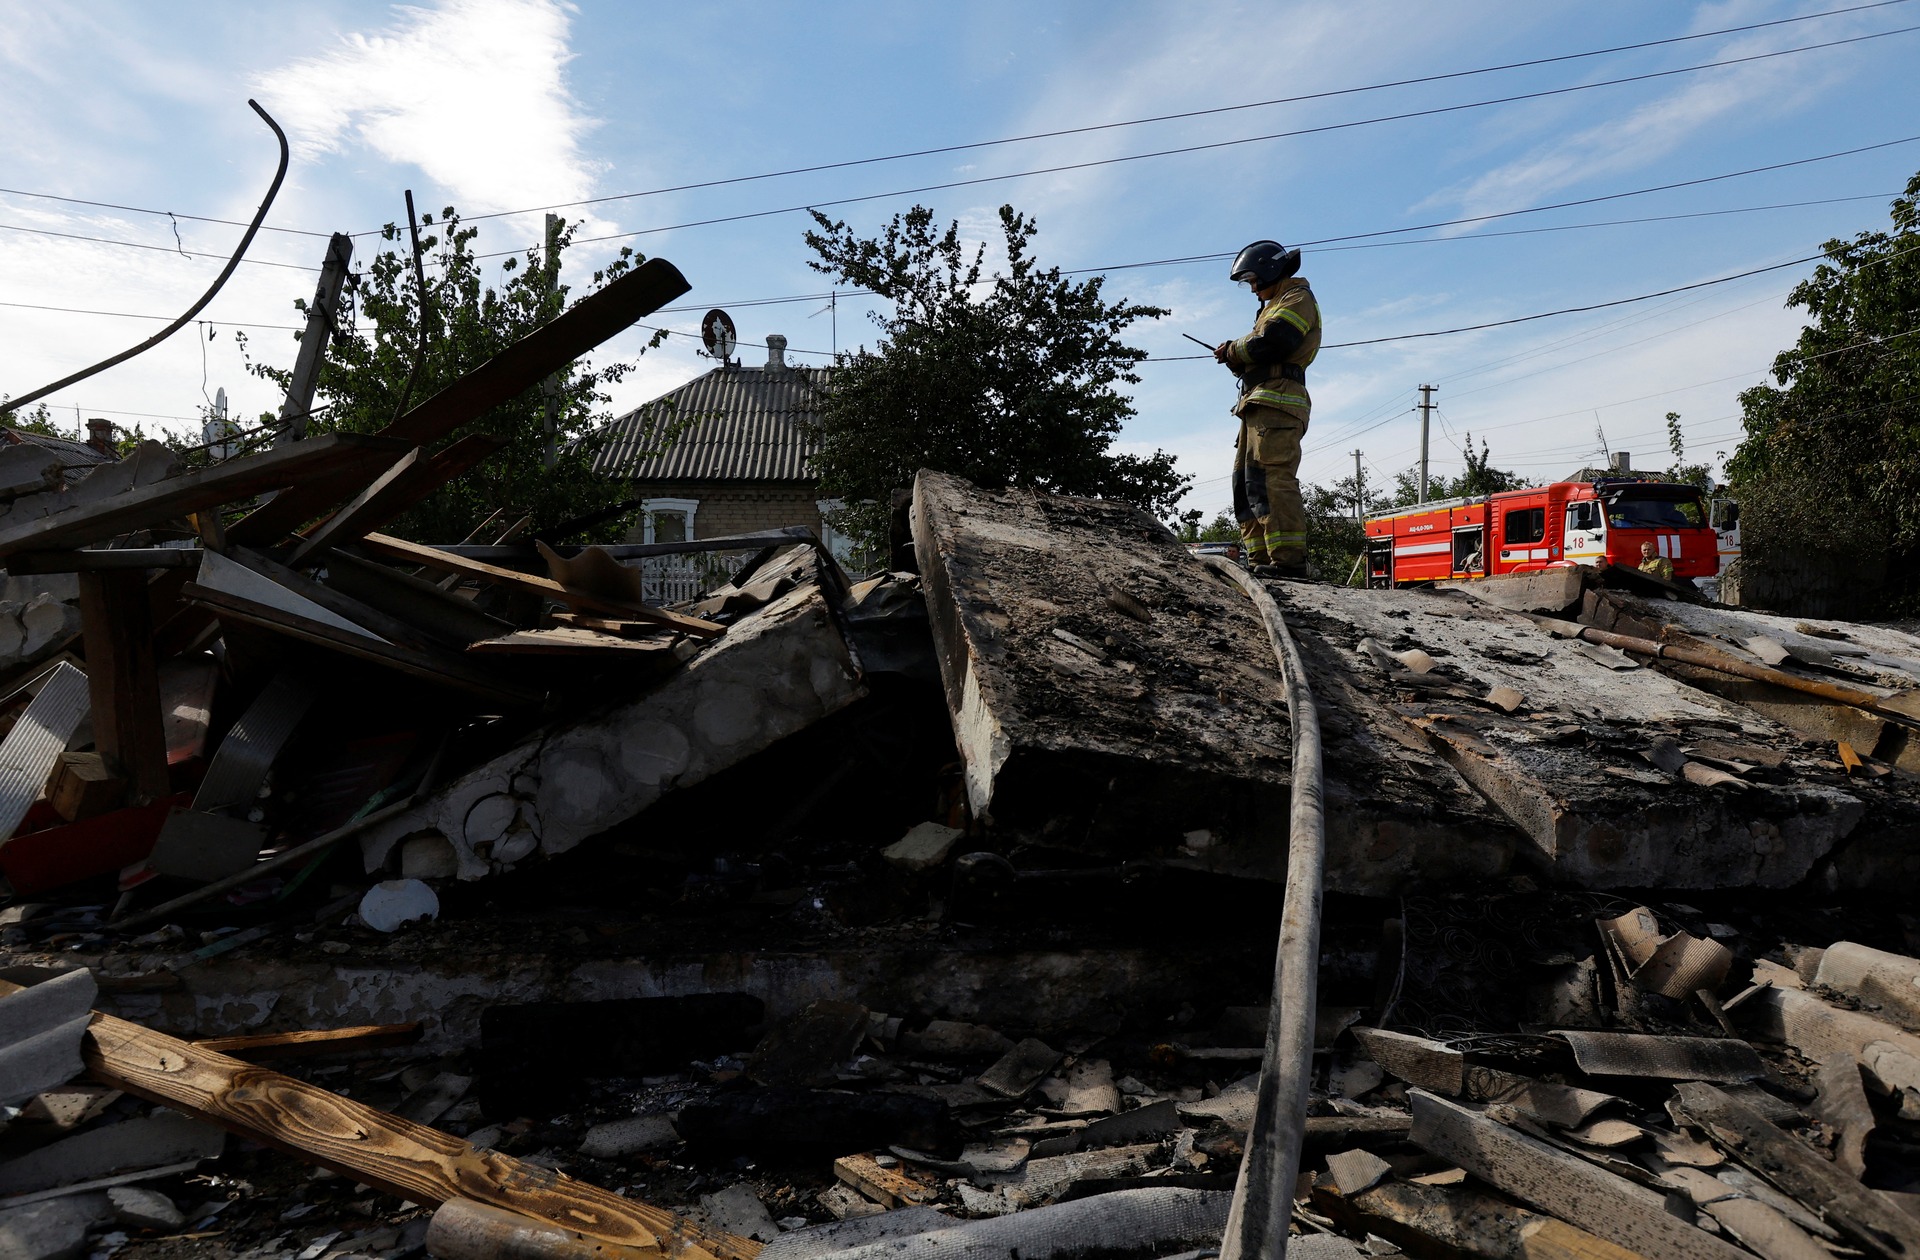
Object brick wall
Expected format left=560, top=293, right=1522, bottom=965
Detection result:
left=620, top=481, right=821, bottom=542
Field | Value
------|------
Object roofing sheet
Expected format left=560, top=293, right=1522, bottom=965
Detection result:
left=593, top=365, right=828, bottom=483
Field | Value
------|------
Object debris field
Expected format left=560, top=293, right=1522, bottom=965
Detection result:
left=9, top=266, right=1920, bottom=1260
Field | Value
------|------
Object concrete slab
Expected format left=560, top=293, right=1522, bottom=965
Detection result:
left=910, top=470, right=1517, bottom=894
left=361, top=568, right=865, bottom=879
left=0, top=1111, right=224, bottom=1196
left=1275, top=582, right=1869, bottom=888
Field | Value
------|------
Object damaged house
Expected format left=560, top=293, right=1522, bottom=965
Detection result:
left=11, top=249, right=1920, bottom=1260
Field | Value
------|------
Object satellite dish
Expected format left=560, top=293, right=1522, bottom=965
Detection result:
left=700, top=308, right=738, bottom=363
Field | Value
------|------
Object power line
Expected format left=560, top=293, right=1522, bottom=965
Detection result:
left=442, top=0, right=1916, bottom=229
left=0, top=1, right=1900, bottom=250
left=0, top=221, right=320, bottom=272
left=472, top=24, right=1920, bottom=260
left=0, top=299, right=302, bottom=331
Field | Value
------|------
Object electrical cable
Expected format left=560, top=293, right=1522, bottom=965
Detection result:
left=471, top=25, right=1920, bottom=260
left=0, top=221, right=321, bottom=271
left=2, top=99, right=291, bottom=415
left=444, top=0, right=1917, bottom=229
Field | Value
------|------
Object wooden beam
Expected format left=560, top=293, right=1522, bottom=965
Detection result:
left=224, top=545, right=455, bottom=655
left=0, top=434, right=410, bottom=560
left=193, top=1023, right=423, bottom=1061
left=225, top=462, right=398, bottom=548
left=288, top=435, right=507, bottom=566
left=181, top=582, right=546, bottom=707
left=1408, top=1090, right=1748, bottom=1260
left=1313, top=1175, right=1650, bottom=1260
left=440, top=528, right=816, bottom=565
left=468, top=628, right=686, bottom=656
left=7, top=547, right=201, bottom=573
left=78, top=570, right=169, bottom=801
left=1670, top=1081, right=1920, bottom=1260
left=382, top=258, right=690, bottom=448
left=357, top=532, right=724, bottom=638
left=0, top=978, right=754, bottom=1260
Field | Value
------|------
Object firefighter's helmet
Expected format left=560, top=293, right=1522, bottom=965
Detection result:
left=1229, top=240, right=1302, bottom=288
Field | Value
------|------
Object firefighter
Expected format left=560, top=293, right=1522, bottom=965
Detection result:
left=1638, top=540, right=1676, bottom=583
left=1216, top=240, right=1321, bottom=578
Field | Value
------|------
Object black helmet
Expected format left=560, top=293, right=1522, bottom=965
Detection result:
left=1229, top=240, right=1301, bottom=287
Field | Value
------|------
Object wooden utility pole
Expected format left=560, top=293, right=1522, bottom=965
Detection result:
left=276, top=233, right=354, bottom=445
left=1352, top=449, right=1364, bottom=520
left=1417, top=384, right=1436, bottom=503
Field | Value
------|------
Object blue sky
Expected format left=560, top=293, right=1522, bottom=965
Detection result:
left=3, top=0, right=1918, bottom=524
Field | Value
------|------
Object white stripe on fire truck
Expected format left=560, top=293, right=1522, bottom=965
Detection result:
left=1392, top=541, right=1451, bottom=556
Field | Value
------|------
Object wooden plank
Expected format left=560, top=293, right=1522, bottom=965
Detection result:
left=225, top=546, right=452, bottom=655
left=225, top=461, right=395, bottom=548
left=358, top=532, right=724, bottom=638
left=7, top=547, right=201, bottom=573
left=467, top=628, right=684, bottom=656
left=442, top=528, right=815, bottom=565
left=1312, top=1175, right=1650, bottom=1260
left=79, top=570, right=170, bottom=801
left=192, top=1023, right=424, bottom=1060
left=551, top=613, right=669, bottom=639
left=319, top=550, right=515, bottom=647
left=181, top=582, right=545, bottom=707
left=288, top=434, right=506, bottom=566
left=1670, top=1081, right=1920, bottom=1260
left=0, top=434, right=409, bottom=560
left=0, top=978, right=753, bottom=1260
left=1407, top=1090, right=1749, bottom=1260
left=832, top=1153, right=933, bottom=1208
left=382, top=258, right=690, bottom=447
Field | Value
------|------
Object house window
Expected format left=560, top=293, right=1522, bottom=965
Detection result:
left=642, top=498, right=699, bottom=545
left=815, top=498, right=866, bottom=569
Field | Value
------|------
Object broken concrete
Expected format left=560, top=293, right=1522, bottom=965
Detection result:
left=361, top=570, right=865, bottom=879
left=1279, top=581, right=1870, bottom=887
left=910, top=470, right=1516, bottom=894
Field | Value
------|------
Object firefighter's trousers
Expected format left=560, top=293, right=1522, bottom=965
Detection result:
left=1233, top=404, right=1308, bottom=566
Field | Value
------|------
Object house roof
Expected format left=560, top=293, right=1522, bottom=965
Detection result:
left=3, top=429, right=115, bottom=467
left=594, top=363, right=828, bottom=483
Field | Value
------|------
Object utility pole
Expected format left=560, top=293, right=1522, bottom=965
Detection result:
left=1352, top=449, right=1364, bottom=520
left=1417, top=384, right=1436, bottom=503
left=275, top=232, right=354, bottom=445
left=540, top=213, right=563, bottom=468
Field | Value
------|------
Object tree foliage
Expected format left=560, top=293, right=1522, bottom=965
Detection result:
left=800, top=204, right=1189, bottom=544
left=1664, top=412, right=1714, bottom=492
left=249, top=209, right=670, bottom=543
left=1725, top=172, right=1920, bottom=613
left=1390, top=433, right=1519, bottom=507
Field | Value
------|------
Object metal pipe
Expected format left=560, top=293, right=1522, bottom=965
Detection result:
left=3, top=100, right=291, bottom=413
left=1569, top=622, right=1920, bottom=727
left=1202, top=557, right=1327, bottom=1260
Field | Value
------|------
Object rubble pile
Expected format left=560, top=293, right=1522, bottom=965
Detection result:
left=10, top=328, right=1920, bottom=1257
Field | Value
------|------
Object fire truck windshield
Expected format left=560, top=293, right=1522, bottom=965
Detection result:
left=1605, top=491, right=1706, bottom=529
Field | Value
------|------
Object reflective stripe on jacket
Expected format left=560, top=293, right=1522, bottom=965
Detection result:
left=1226, top=278, right=1320, bottom=421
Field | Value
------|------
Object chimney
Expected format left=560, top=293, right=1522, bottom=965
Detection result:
left=1609, top=450, right=1632, bottom=473
left=86, top=418, right=115, bottom=455
left=765, top=333, right=788, bottom=373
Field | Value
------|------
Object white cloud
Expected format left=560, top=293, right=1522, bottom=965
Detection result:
left=252, top=0, right=607, bottom=229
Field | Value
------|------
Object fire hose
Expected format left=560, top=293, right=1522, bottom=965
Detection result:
left=1202, top=557, right=1327, bottom=1260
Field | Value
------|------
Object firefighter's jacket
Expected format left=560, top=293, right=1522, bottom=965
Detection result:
left=1223, top=278, right=1320, bottom=423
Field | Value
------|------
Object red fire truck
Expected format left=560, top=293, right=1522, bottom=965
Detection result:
left=1362, top=474, right=1718, bottom=587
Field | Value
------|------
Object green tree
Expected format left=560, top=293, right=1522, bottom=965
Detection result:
left=249, top=208, right=673, bottom=543
left=1389, top=433, right=1519, bottom=507
left=0, top=400, right=71, bottom=441
left=801, top=204, right=1189, bottom=546
left=1306, top=472, right=1387, bottom=585
left=1725, top=172, right=1920, bottom=613
left=1175, top=509, right=1239, bottom=543
left=1663, top=412, right=1714, bottom=491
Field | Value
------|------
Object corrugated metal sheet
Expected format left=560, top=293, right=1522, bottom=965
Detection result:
left=193, top=672, right=318, bottom=814
left=594, top=365, right=829, bottom=482
left=0, top=661, right=91, bottom=843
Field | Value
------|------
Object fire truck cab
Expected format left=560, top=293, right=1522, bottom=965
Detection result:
left=1363, top=475, right=1718, bottom=588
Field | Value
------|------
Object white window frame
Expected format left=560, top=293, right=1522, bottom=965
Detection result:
left=641, top=497, right=700, bottom=544
left=815, top=498, right=859, bottom=566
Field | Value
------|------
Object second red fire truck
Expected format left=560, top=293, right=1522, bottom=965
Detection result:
left=1362, top=473, right=1719, bottom=588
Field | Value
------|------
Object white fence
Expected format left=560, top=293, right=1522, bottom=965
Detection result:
left=638, top=551, right=754, bottom=605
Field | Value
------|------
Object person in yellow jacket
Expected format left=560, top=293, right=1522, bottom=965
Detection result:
left=1214, top=239, right=1321, bottom=578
